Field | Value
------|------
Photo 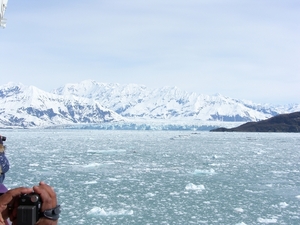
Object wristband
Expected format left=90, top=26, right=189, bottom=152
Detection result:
left=42, top=205, right=61, bottom=220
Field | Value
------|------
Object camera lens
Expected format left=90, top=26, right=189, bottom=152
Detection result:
left=30, top=195, right=39, bottom=203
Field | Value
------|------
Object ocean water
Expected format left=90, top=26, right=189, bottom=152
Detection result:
left=2, top=129, right=300, bottom=225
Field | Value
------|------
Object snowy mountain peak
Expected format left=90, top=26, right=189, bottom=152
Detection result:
left=52, top=80, right=299, bottom=122
left=0, top=82, right=125, bottom=128
left=0, top=80, right=299, bottom=128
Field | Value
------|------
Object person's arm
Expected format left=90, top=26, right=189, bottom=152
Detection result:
left=33, top=182, right=60, bottom=225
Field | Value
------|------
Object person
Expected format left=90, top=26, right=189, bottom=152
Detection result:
left=0, top=181, right=60, bottom=225
left=0, top=184, right=11, bottom=225
left=0, top=135, right=9, bottom=183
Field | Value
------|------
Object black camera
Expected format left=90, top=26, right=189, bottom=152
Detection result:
left=17, top=193, right=42, bottom=225
left=1, top=136, right=5, bottom=141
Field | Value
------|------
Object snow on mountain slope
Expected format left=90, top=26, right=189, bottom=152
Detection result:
left=53, top=80, right=288, bottom=122
left=1, top=80, right=299, bottom=128
left=0, top=82, right=124, bottom=127
left=53, top=80, right=149, bottom=114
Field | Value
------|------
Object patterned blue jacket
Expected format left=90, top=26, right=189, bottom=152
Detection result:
left=0, top=137, right=9, bottom=183
left=0, top=152, right=9, bottom=174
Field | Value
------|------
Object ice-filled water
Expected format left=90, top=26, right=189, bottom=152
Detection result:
left=2, top=129, right=300, bottom=225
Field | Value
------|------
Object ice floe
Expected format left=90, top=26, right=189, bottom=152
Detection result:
left=185, top=183, right=205, bottom=192
left=87, top=207, right=133, bottom=216
left=257, top=217, right=277, bottom=224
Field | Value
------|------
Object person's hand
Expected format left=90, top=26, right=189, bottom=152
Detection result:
left=33, top=181, right=59, bottom=225
left=0, top=187, right=33, bottom=225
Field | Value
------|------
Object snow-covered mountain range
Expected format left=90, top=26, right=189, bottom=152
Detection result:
left=0, top=82, right=123, bottom=128
left=0, top=80, right=299, bottom=129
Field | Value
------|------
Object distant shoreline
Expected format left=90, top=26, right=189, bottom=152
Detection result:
left=210, top=111, right=300, bottom=133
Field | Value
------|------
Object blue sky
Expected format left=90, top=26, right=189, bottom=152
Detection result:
left=1, top=0, right=299, bottom=104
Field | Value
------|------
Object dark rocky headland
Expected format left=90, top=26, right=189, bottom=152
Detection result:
left=210, top=111, right=300, bottom=132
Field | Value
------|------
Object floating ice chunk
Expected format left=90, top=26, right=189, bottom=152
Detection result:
left=29, top=163, right=39, bottom=167
left=279, top=202, right=288, bottom=208
left=185, top=183, right=205, bottom=191
left=87, top=149, right=126, bottom=154
left=87, top=207, right=133, bottom=217
left=108, top=178, right=119, bottom=182
left=244, top=189, right=262, bottom=194
left=84, top=180, right=97, bottom=184
left=234, top=208, right=244, bottom=213
left=296, top=195, right=300, bottom=199
left=257, top=217, right=277, bottom=223
left=236, top=223, right=247, bottom=225
left=192, top=168, right=216, bottom=175
left=87, top=207, right=106, bottom=216
left=72, top=162, right=104, bottom=172
left=145, top=192, right=156, bottom=197
left=82, top=163, right=102, bottom=168
left=254, top=150, right=266, bottom=155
